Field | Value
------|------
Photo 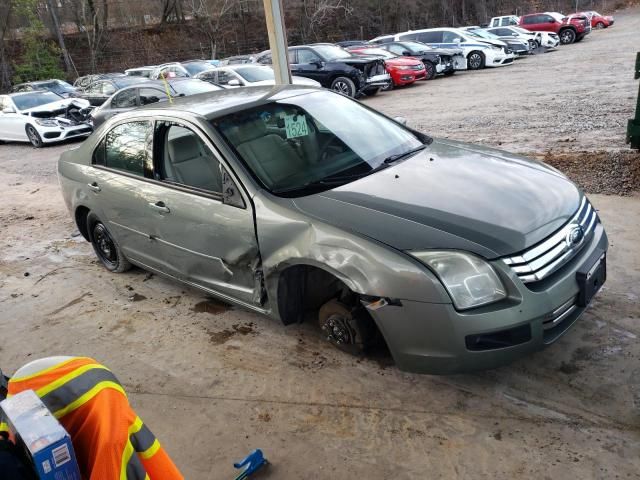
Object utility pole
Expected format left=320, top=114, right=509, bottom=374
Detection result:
left=262, top=0, right=291, bottom=84
left=46, top=0, right=75, bottom=76
left=626, top=52, right=640, bottom=150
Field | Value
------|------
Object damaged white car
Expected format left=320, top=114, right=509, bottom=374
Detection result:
left=0, top=91, right=93, bottom=148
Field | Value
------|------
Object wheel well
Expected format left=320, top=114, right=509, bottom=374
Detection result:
left=74, top=206, right=91, bottom=241
left=559, top=26, right=576, bottom=32
left=276, top=265, right=357, bottom=325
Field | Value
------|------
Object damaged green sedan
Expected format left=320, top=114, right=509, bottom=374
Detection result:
left=58, top=86, right=608, bottom=374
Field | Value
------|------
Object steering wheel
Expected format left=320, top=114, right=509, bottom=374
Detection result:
left=317, top=136, right=344, bottom=162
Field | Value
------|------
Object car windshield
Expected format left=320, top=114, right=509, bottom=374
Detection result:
left=171, top=80, right=222, bottom=95
left=38, top=80, right=74, bottom=94
left=183, top=62, right=213, bottom=75
left=311, top=45, right=352, bottom=60
left=402, top=41, right=433, bottom=52
left=234, top=66, right=274, bottom=82
left=213, top=91, right=425, bottom=196
left=359, top=48, right=395, bottom=58
left=468, top=30, right=499, bottom=39
left=12, top=92, right=63, bottom=110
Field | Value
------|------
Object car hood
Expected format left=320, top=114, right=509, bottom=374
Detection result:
left=292, top=139, right=581, bottom=258
left=385, top=57, right=424, bottom=66
left=20, top=98, right=90, bottom=115
left=333, top=55, right=381, bottom=64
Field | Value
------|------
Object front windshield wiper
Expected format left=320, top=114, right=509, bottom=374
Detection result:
left=381, top=144, right=426, bottom=165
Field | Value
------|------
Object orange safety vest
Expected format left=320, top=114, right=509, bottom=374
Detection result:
left=5, top=357, right=183, bottom=480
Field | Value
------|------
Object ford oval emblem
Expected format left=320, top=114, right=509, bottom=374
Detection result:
left=565, top=224, right=584, bottom=248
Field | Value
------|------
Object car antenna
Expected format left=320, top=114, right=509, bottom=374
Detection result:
left=160, top=73, right=174, bottom=104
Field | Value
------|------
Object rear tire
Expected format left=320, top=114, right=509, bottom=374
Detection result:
left=330, top=76, right=356, bottom=97
left=25, top=125, right=43, bottom=148
left=363, top=87, right=381, bottom=96
left=88, top=215, right=131, bottom=273
left=467, top=51, right=485, bottom=70
left=382, top=82, right=394, bottom=91
left=318, top=299, right=377, bottom=355
left=559, top=28, right=576, bottom=44
left=596, top=22, right=605, bottom=29
left=423, top=61, right=436, bottom=80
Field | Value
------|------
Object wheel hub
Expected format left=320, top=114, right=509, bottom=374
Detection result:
left=321, top=314, right=355, bottom=345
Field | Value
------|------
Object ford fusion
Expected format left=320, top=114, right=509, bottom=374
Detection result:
left=58, top=86, right=607, bottom=374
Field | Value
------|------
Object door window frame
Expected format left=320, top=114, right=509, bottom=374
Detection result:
left=89, top=114, right=249, bottom=209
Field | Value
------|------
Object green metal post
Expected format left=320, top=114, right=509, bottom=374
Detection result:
left=626, top=52, right=640, bottom=150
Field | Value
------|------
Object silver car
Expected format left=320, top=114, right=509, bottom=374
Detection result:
left=58, top=86, right=608, bottom=374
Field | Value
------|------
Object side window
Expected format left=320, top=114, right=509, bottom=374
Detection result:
left=257, top=53, right=272, bottom=64
left=94, top=121, right=152, bottom=176
left=491, top=18, right=499, bottom=27
left=0, top=97, right=5, bottom=111
left=442, top=31, right=463, bottom=43
left=288, top=50, right=297, bottom=63
left=112, top=89, right=137, bottom=108
left=522, top=15, right=535, bottom=24
left=217, top=71, right=231, bottom=85
left=397, top=32, right=418, bottom=41
left=387, top=44, right=405, bottom=55
left=417, top=31, right=442, bottom=43
left=297, top=49, right=321, bottom=64
left=540, top=15, right=553, bottom=23
left=139, top=88, right=168, bottom=105
left=156, top=122, right=222, bottom=194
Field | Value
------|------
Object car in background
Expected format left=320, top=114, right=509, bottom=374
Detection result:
left=581, top=11, right=614, bottom=28
left=464, top=27, right=530, bottom=56
left=11, top=79, right=78, bottom=98
left=392, top=28, right=513, bottom=70
left=125, top=66, right=155, bottom=78
left=196, top=65, right=320, bottom=88
left=335, top=40, right=368, bottom=48
left=347, top=47, right=426, bottom=88
left=485, top=26, right=559, bottom=49
left=0, top=91, right=91, bottom=147
left=488, top=15, right=520, bottom=27
left=220, top=55, right=254, bottom=65
left=73, top=73, right=125, bottom=90
left=370, top=41, right=462, bottom=78
left=254, top=43, right=391, bottom=97
left=75, top=76, right=153, bottom=107
left=89, top=78, right=223, bottom=128
left=519, top=12, right=590, bottom=44
left=58, top=85, right=608, bottom=374
left=369, top=34, right=395, bottom=44
left=150, top=60, right=215, bottom=80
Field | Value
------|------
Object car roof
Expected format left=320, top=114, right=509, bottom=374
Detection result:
left=136, top=85, right=320, bottom=119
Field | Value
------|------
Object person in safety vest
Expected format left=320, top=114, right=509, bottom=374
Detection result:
left=1, top=356, right=183, bottom=480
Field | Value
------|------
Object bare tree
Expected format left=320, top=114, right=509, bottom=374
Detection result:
left=184, top=0, right=238, bottom=58
left=45, top=0, right=76, bottom=76
left=160, top=0, right=185, bottom=23
left=68, top=0, right=109, bottom=73
left=0, top=0, right=12, bottom=91
left=300, top=0, right=352, bottom=42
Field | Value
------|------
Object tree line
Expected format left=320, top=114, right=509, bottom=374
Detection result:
left=0, top=0, right=623, bottom=91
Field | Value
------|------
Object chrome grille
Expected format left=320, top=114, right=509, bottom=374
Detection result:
left=543, top=297, right=577, bottom=330
left=502, top=197, right=598, bottom=284
left=410, top=64, right=424, bottom=71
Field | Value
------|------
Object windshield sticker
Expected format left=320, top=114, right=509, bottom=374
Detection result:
left=284, top=114, right=309, bottom=139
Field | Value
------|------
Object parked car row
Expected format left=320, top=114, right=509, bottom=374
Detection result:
left=0, top=8, right=614, bottom=147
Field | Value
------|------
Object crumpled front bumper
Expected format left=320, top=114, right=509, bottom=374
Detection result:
left=38, top=123, right=93, bottom=144
left=365, top=73, right=392, bottom=89
left=365, top=223, right=608, bottom=375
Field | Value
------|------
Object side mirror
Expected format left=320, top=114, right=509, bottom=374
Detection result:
left=393, top=116, right=407, bottom=125
left=549, top=19, right=556, bottom=23
left=2, top=107, right=15, bottom=114
left=453, top=37, right=462, bottom=43
left=512, top=32, right=519, bottom=36
left=311, top=60, right=323, bottom=67
left=221, top=168, right=245, bottom=208
left=402, top=50, right=411, bottom=56
left=227, top=79, right=241, bottom=86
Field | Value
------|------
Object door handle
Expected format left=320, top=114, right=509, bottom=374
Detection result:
left=87, top=182, right=101, bottom=192
left=148, top=201, right=170, bottom=214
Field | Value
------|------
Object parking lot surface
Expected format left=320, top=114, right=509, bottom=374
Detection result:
left=1, top=9, right=640, bottom=479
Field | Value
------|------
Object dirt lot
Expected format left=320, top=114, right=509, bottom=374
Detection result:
left=1, top=9, right=640, bottom=480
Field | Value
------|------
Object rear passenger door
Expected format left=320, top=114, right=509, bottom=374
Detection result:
left=290, top=48, right=325, bottom=84
left=149, top=120, right=261, bottom=305
left=415, top=31, right=443, bottom=46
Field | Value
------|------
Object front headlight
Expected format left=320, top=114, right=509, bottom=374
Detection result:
left=408, top=251, right=507, bottom=310
left=491, top=45, right=502, bottom=51
left=34, top=118, right=58, bottom=127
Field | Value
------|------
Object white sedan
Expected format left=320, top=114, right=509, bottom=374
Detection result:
left=195, top=65, right=321, bottom=88
left=0, top=91, right=92, bottom=147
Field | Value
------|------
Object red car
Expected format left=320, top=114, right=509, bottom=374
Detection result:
left=519, top=12, right=591, bottom=44
left=582, top=11, right=615, bottom=28
left=347, top=47, right=426, bottom=89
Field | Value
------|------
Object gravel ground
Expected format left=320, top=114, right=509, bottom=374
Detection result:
left=1, top=8, right=640, bottom=480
